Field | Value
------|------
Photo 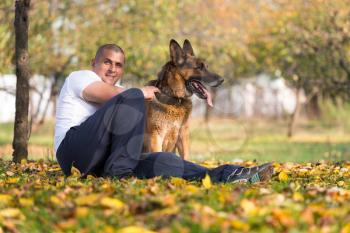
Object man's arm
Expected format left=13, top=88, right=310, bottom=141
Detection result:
left=83, top=81, right=125, bottom=104
left=83, top=81, right=160, bottom=104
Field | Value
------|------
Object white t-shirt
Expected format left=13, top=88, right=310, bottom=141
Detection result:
left=54, top=70, right=101, bottom=153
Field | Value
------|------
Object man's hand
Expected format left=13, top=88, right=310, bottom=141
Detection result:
left=141, top=86, right=160, bottom=101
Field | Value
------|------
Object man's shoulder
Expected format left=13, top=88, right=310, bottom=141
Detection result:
left=68, top=70, right=100, bottom=80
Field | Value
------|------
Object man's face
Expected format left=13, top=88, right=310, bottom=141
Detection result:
left=91, top=49, right=125, bottom=85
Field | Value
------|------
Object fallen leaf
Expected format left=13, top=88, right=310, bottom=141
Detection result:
left=75, top=207, right=89, bottom=218
left=0, top=194, right=12, bottom=205
left=75, top=194, right=99, bottom=206
left=341, top=222, right=350, bottom=233
left=292, top=192, right=304, bottom=202
left=202, top=174, right=212, bottom=189
left=19, top=198, right=34, bottom=207
left=170, top=177, right=186, bottom=186
left=240, top=199, right=258, bottom=216
left=185, top=184, right=199, bottom=194
left=231, top=219, right=250, bottom=231
left=6, top=177, right=20, bottom=184
left=278, top=172, right=289, bottom=182
left=117, top=226, right=156, bottom=233
left=5, top=171, right=14, bottom=176
left=100, top=197, right=125, bottom=210
left=0, top=208, right=22, bottom=219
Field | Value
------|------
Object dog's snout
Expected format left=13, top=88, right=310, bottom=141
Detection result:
left=210, top=75, right=224, bottom=87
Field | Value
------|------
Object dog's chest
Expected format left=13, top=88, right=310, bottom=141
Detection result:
left=146, top=100, right=192, bottom=132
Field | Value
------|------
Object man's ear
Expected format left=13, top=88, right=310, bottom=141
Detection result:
left=91, top=59, right=96, bottom=67
left=183, top=39, right=194, bottom=56
left=170, top=39, right=185, bottom=66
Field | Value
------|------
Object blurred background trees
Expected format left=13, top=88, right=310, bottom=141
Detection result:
left=1, top=0, right=350, bottom=127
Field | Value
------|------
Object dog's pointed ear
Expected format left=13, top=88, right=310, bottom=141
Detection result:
left=170, top=39, right=185, bottom=66
left=183, top=39, right=194, bottom=56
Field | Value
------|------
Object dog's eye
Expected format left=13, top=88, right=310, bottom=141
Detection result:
left=196, top=63, right=204, bottom=70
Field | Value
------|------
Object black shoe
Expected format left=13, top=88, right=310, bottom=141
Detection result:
left=226, top=163, right=274, bottom=183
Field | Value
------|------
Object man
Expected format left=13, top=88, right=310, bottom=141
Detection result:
left=55, top=43, right=274, bottom=183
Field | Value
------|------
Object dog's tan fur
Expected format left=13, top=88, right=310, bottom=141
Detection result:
left=143, top=39, right=223, bottom=160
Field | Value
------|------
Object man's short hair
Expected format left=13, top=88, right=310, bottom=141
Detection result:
left=94, top=44, right=125, bottom=61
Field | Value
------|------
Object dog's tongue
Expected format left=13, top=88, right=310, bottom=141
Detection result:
left=204, top=88, right=213, bottom=107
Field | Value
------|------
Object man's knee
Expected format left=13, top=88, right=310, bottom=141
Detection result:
left=120, top=88, right=144, bottom=99
left=108, top=88, right=144, bottom=111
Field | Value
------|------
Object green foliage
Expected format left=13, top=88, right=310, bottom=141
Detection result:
left=0, top=1, right=15, bottom=73
left=2, top=0, right=350, bottom=97
left=250, top=0, right=350, bottom=99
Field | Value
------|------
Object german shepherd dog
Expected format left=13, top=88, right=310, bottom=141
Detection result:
left=144, top=39, right=224, bottom=160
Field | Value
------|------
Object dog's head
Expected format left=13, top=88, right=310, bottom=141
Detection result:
left=152, top=39, right=224, bottom=106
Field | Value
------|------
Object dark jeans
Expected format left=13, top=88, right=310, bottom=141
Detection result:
left=56, top=88, right=242, bottom=183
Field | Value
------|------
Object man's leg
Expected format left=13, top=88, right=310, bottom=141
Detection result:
left=133, top=152, right=246, bottom=183
left=56, top=88, right=145, bottom=177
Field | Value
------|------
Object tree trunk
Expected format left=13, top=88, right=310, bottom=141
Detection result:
left=287, top=85, right=302, bottom=138
left=12, top=0, right=31, bottom=163
left=306, top=94, right=321, bottom=119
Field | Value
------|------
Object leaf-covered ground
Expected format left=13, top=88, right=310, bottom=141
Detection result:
left=0, top=159, right=350, bottom=233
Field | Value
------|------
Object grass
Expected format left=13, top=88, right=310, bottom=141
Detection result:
left=189, top=118, right=350, bottom=162
left=1, top=118, right=350, bottom=162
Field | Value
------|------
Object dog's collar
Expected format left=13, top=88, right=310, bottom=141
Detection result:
left=155, top=92, right=184, bottom=106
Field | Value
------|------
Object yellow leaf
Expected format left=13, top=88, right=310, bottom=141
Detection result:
left=231, top=219, right=250, bottom=231
left=48, top=167, right=61, bottom=172
left=341, top=222, right=350, bottom=233
left=6, top=177, right=20, bottom=184
left=50, top=196, right=61, bottom=206
left=86, top=175, right=96, bottom=180
left=75, top=194, right=99, bottom=206
left=185, top=184, right=199, bottom=194
left=19, top=198, right=34, bottom=207
left=75, top=207, right=89, bottom=218
left=278, top=172, right=289, bottom=182
left=292, top=192, right=304, bottom=202
left=272, top=162, right=282, bottom=172
left=56, top=180, right=65, bottom=188
left=20, top=159, right=27, bottom=165
left=240, top=199, right=258, bottom=216
left=100, top=197, right=125, bottom=210
left=201, top=160, right=219, bottom=168
left=70, top=166, right=81, bottom=177
left=202, top=174, right=212, bottom=189
left=0, top=195, right=12, bottom=205
left=117, top=226, right=156, bottom=233
left=338, top=181, right=345, bottom=187
left=102, top=225, right=115, bottom=233
left=298, top=168, right=308, bottom=177
left=170, top=177, right=186, bottom=186
left=0, top=208, right=22, bottom=219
